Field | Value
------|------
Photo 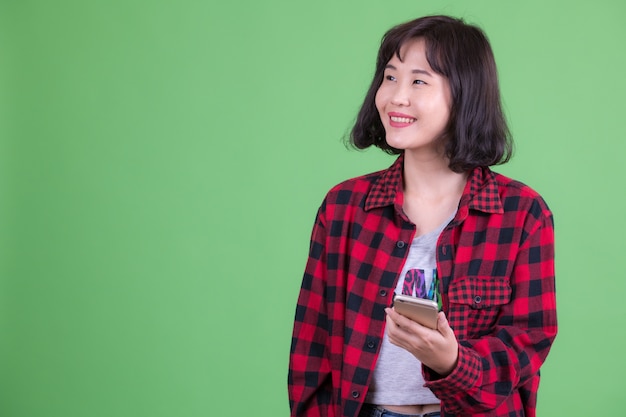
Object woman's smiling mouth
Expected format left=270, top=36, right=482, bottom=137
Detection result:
left=388, top=112, right=416, bottom=127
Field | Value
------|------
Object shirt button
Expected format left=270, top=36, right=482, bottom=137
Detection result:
left=351, top=390, right=360, bottom=398
left=396, top=241, right=406, bottom=249
left=367, top=341, right=375, bottom=349
left=379, top=289, right=387, bottom=297
left=474, top=296, right=482, bottom=304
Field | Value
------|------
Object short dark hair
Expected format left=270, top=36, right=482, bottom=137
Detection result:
left=349, top=15, right=513, bottom=172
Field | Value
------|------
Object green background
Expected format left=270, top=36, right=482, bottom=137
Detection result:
left=1, top=0, right=625, bottom=416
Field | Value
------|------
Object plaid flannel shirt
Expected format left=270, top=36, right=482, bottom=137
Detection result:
left=288, top=155, right=557, bottom=417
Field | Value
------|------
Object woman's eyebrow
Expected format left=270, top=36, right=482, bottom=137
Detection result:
left=411, top=69, right=432, bottom=76
left=384, top=64, right=432, bottom=77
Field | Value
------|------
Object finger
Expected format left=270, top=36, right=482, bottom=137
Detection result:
left=385, top=309, right=396, bottom=327
left=437, top=311, right=455, bottom=339
left=384, top=311, right=404, bottom=346
left=389, top=306, right=431, bottom=334
left=386, top=308, right=418, bottom=341
left=386, top=312, right=410, bottom=350
left=385, top=309, right=402, bottom=334
left=385, top=307, right=405, bottom=327
left=387, top=306, right=413, bottom=327
left=385, top=308, right=409, bottom=335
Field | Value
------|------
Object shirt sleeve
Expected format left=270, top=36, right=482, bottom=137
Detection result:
left=424, top=210, right=557, bottom=414
left=288, top=203, right=335, bottom=417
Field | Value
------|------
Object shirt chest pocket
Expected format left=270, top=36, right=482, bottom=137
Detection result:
left=447, top=277, right=512, bottom=339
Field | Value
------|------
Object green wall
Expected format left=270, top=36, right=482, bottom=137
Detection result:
left=1, top=1, right=625, bottom=415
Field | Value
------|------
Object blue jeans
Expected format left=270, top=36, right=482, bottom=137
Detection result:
left=358, top=404, right=441, bottom=417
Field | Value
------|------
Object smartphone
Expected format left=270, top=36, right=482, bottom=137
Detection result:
left=393, top=294, right=439, bottom=330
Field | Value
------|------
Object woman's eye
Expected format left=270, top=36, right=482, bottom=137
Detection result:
left=413, top=79, right=426, bottom=85
left=385, top=75, right=396, bottom=82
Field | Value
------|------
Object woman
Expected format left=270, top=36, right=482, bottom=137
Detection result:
left=288, top=15, right=557, bottom=417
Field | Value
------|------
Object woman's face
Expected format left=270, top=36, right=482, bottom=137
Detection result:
left=375, top=38, right=452, bottom=155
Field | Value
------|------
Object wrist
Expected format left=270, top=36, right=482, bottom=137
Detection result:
left=432, top=346, right=459, bottom=376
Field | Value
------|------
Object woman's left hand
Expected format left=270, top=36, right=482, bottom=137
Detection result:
left=385, top=307, right=459, bottom=376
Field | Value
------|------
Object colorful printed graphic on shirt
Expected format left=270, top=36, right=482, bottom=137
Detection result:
left=402, top=268, right=438, bottom=301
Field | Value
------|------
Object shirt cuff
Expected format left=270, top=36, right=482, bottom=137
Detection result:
left=423, top=343, right=481, bottom=400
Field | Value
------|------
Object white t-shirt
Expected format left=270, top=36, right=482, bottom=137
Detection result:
left=365, top=215, right=453, bottom=406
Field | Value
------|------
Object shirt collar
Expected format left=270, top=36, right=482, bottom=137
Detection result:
left=365, top=154, right=503, bottom=214
left=364, top=155, right=404, bottom=212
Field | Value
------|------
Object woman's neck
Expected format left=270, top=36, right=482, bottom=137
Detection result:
left=401, top=151, right=468, bottom=235
left=402, top=150, right=467, bottom=200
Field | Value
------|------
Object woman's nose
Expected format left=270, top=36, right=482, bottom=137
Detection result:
left=390, top=85, right=410, bottom=106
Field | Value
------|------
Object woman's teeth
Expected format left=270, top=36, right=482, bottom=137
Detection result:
left=390, top=116, right=415, bottom=123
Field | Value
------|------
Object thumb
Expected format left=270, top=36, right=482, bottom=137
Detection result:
left=437, top=311, right=454, bottom=336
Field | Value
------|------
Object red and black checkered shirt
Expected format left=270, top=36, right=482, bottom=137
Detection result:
left=288, top=155, right=557, bottom=417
